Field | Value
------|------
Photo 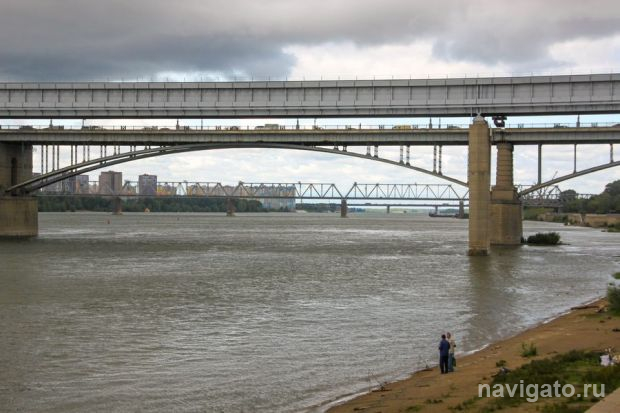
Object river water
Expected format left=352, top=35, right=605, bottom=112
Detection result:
left=1, top=212, right=619, bottom=412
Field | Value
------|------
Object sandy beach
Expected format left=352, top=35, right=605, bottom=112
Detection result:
left=328, top=298, right=620, bottom=412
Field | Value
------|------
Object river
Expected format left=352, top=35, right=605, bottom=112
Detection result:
left=1, top=212, right=618, bottom=412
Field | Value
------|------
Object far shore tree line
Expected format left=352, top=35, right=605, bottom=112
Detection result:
left=36, top=196, right=285, bottom=213
left=558, top=179, right=620, bottom=214
left=36, top=195, right=351, bottom=213
left=524, top=179, right=620, bottom=219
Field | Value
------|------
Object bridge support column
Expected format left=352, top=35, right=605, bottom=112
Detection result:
left=112, top=197, right=123, bottom=215
left=467, top=116, right=491, bottom=256
left=0, top=143, right=38, bottom=237
left=0, top=143, right=33, bottom=193
left=226, top=198, right=235, bottom=216
left=386, top=205, right=390, bottom=214
left=0, top=197, right=38, bottom=237
left=490, top=143, right=522, bottom=245
left=458, top=200, right=465, bottom=219
left=340, top=199, right=348, bottom=218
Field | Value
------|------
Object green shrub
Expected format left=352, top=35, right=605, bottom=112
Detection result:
left=521, top=342, right=538, bottom=357
left=526, top=232, right=561, bottom=245
left=608, top=285, right=620, bottom=314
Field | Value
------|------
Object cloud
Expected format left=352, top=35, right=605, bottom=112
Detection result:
left=1, top=0, right=619, bottom=80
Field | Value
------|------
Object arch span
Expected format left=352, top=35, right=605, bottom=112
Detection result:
left=6, top=143, right=468, bottom=194
left=518, top=160, right=620, bottom=196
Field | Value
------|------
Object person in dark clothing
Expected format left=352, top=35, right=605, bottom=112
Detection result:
left=438, top=334, right=450, bottom=374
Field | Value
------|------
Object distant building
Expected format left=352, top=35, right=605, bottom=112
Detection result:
left=76, top=175, right=90, bottom=194
left=259, top=197, right=296, bottom=210
left=61, top=176, right=77, bottom=193
left=138, top=174, right=157, bottom=196
left=99, top=171, right=122, bottom=194
left=257, top=185, right=296, bottom=210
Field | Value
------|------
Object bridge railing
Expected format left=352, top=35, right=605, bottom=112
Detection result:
left=1, top=122, right=619, bottom=132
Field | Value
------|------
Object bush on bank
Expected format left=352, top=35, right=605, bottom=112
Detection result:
left=608, top=285, right=620, bottom=314
left=525, top=232, right=561, bottom=245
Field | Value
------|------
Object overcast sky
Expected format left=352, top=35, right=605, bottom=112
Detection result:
left=1, top=0, right=619, bottom=194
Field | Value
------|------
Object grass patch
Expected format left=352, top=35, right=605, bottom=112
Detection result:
left=448, top=396, right=478, bottom=411
left=521, top=342, right=538, bottom=358
left=478, top=350, right=620, bottom=412
left=405, top=405, right=422, bottom=412
left=539, top=401, right=589, bottom=413
left=613, top=272, right=620, bottom=280
left=526, top=232, right=561, bottom=245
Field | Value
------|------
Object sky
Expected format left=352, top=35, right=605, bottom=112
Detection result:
left=1, top=0, right=620, bottom=195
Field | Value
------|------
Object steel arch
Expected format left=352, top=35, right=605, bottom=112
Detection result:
left=6, top=143, right=467, bottom=194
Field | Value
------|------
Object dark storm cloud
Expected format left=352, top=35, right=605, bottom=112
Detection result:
left=0, top=0, right=619, bottom=81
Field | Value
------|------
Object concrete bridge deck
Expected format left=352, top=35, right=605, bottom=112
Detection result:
left=1, top=73, right=619, bottom=118
left=1, top=126, right=619, bottom=146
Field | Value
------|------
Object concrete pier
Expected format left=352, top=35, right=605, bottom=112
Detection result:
left=0, top=143, right=33, bottom=193
left=226, top=198, right=235, bottom=216
left=340, top=199, right=348, bottom=218
left=0, top=143, right=38, bottom=237
left=112, top=197, right=123, bottom=215
left=490, top=143, right=523, bottom=245
left=0, top=197, right=38, bottom=237
left=467, top=116, right=491, bottom=256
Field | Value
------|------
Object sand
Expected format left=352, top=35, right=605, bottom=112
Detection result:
left=327, top=298, right=620, bottom=413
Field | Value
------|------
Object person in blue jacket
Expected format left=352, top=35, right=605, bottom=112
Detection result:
left=438, top=334, right=450, bottom=374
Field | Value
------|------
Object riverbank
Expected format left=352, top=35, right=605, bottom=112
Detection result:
left=328, top=298, right=620, bottom=412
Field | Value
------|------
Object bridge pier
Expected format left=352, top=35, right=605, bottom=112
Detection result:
left=386, top=205, right=390, bottom=214
left=490, top=143, right=522, bottom=245
left=112, top=197, right=123, bottom=215
left=458, top=200, right=465, bottom=219
left=0, top=143, right=38, bottom=237
left=340, top=199, right=348, bottom=218
left=226, top=198, right=235, bottom=216
left=467, top=116, right=491, bottom=256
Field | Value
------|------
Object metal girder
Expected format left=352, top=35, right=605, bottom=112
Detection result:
left=36, top=180, right=569, bottom=207
left=343, top=183, right=465, bottom=200
left=1, top=73, right=620, bottom=118
left=62, top=181, right=467, bottom=201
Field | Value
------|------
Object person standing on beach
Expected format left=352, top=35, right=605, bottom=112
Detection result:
left=438, top=334, right=450, bottom=374
left=447, top=332, right=456, bottom=372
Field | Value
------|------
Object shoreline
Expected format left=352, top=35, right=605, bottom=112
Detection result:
left=325, top=296, right=620, bottom=413
left=314, top=295, right=602, bottom=412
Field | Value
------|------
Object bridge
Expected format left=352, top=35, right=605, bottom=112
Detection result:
left=1, top=74, right=619, bottom=118
left=39, top=180, right=587, bottom=213
left=1, top=73, right=619, bottom=256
